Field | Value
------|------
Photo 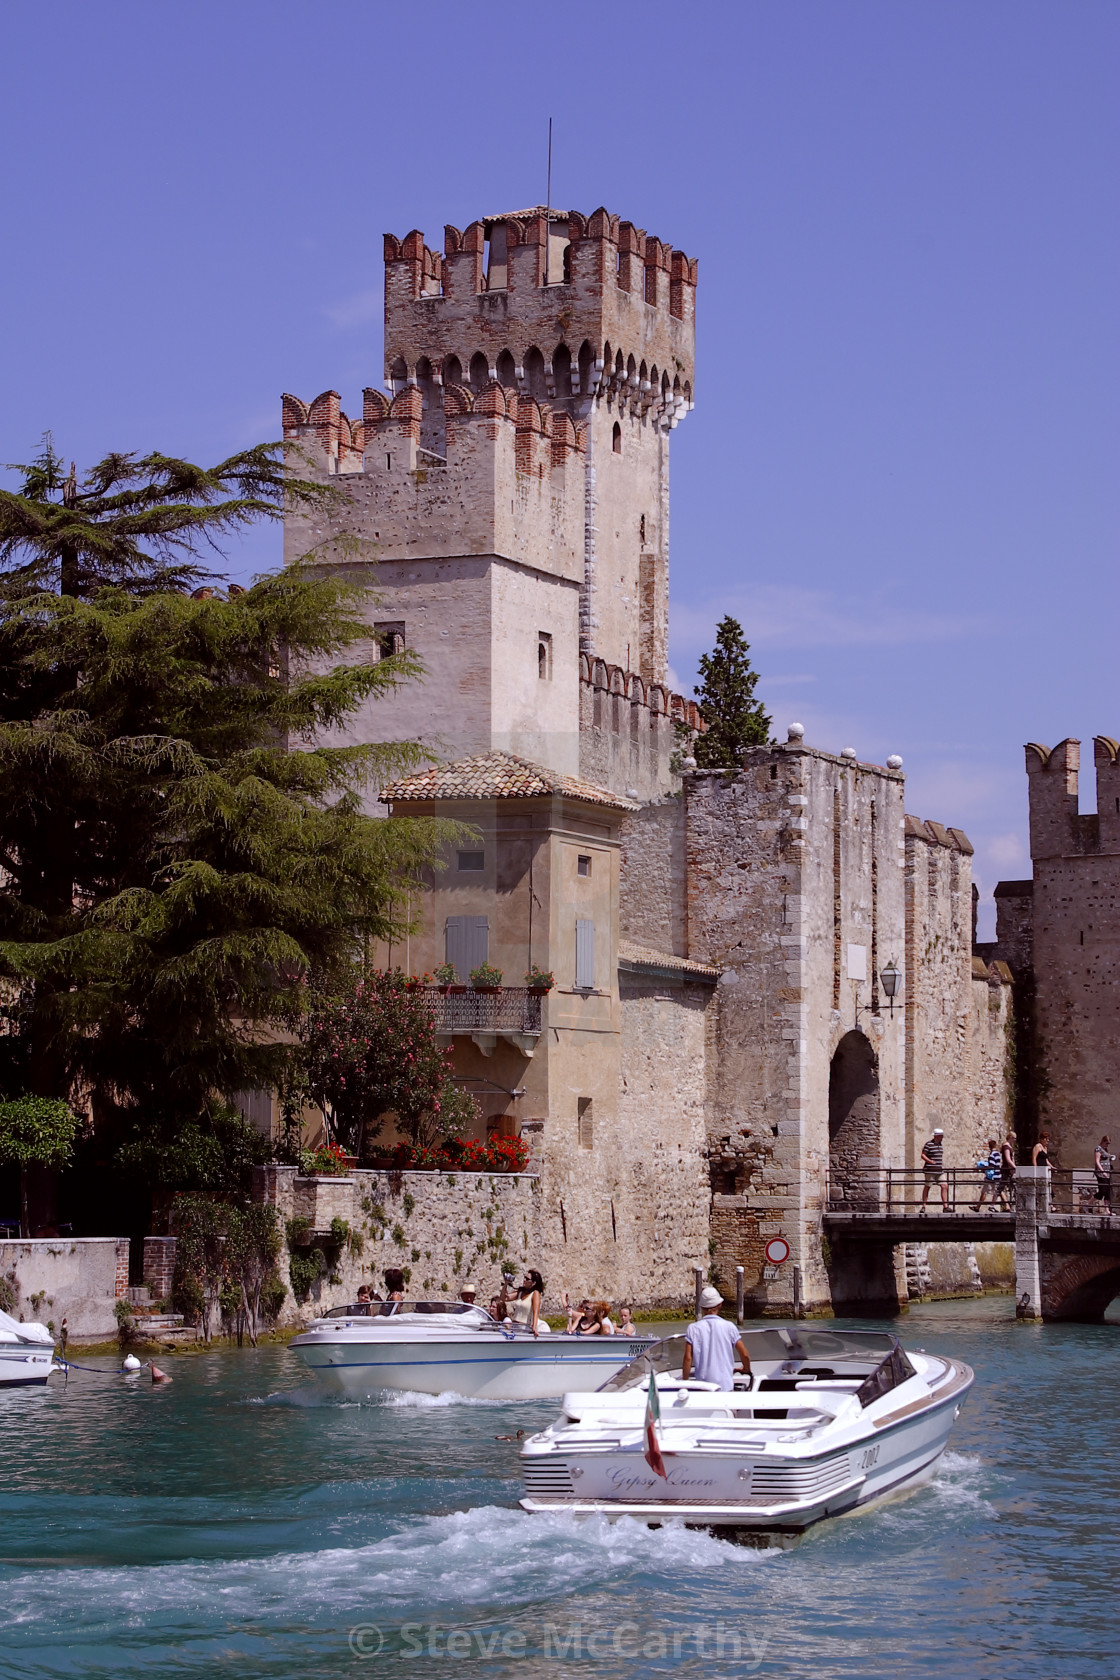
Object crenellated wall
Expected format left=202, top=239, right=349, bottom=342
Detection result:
left=577, top=654, right=701, bottom=801
left=381, top=209, right=696, bottom=417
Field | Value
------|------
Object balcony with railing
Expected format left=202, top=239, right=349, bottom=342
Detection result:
left=421, top=986, right=543, bottom=1056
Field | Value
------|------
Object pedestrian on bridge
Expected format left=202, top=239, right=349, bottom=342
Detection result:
left=920, top=1127, right=948, bottom=1213
left=1094, top=1136, right=1113, bottom=1212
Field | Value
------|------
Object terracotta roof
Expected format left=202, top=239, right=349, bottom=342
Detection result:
left=383, top=750, right=637, bottom=812
left=618, top=940, right=720, bottom=982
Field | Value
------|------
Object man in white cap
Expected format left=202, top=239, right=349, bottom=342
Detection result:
left=920, top=1125, right=948, bottom=1212
left=681, top=1287, right=751, bottom=1389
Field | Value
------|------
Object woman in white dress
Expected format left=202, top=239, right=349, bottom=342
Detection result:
left=508, top=1269, right=546, bottom=1336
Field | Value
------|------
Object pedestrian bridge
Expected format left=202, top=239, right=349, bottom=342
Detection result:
left=823, top=1168, right=1120, bottom=1322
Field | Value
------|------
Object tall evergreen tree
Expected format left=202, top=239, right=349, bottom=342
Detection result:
left=0, top=571, right=443, bottom=1133
left=0, top=436, right=322, bottom=598
left=0, top=435, right=448, bottom=1152
left=689, top=615, right=771, bottom=766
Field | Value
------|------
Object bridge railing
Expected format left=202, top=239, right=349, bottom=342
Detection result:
left=827, top=1166, right=1117, bottom=1216
left=827, top=1167, right=1011, bottom=1215
left=1038, top=1169, right=1115, bottom=1216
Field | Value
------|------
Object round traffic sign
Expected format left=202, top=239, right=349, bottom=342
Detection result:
left=764, top=1236, right=790, bottom=1265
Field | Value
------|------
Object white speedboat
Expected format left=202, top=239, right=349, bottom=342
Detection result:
left=0, top=1308, right=55, bottom=1388
left=290, top=1301, right=654, bottom=1400
left=519, top=1325, right=973, bottom=1534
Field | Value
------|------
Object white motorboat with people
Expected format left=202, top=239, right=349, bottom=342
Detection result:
left=289, top=1300, right=654, bottom=1400
left=0, top=1308, right=55, bottom=1387
left=519, top=1324, right=973, bottom=1534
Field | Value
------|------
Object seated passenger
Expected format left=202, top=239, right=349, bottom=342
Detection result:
left=379, top=1267, right=406, bottom=1316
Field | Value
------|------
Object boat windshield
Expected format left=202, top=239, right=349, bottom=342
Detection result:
left=597, top=1326, right=914, bottom=1396
left=320, top=1300, right=479, bottom=1321
left=598, top=1335, right=688, bottom=1391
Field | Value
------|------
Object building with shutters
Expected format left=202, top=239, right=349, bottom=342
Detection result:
left=279, top=204, right=1015, bottom=1313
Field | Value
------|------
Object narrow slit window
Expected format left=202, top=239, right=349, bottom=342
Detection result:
left=577, top=855, right=592, bottom=877
left=578, top=1098, right=593, bottom=1151
left=457, top=851, right=485, bottom=873
left=612, top=421, right=622, bottom=454
left=538, top=631, right=552, bottom=679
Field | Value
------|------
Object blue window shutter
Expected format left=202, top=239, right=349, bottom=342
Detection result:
left=466, top=917, right=489, bottom=972
left=446, top=917, right=489, bottom=978
left=575, top=919, right=595, bottom=989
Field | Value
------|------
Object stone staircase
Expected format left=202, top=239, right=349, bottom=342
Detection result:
left=125, top=1285, right=193, bottom=1343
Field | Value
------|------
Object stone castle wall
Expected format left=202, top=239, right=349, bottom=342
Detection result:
left=904, top=817, right=1013, bottom=1167
left=618, top=796, right=687, bottom=953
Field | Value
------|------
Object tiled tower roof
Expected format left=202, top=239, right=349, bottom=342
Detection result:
left=383, top=750, right=638, bottom=811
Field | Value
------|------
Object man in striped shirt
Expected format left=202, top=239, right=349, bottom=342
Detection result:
left=920, top=1127, right=948, bottom=1213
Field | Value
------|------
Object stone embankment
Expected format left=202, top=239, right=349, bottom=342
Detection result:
left=254, top=1165, right=543, bottom=1325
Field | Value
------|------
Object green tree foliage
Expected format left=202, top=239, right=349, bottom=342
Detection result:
left=0, top=477, right=448, bottom=1137
left=117, top=1102, right=274, bottom=1200
left=0, top=436, right=328, bottom=599
left=687, top=615, right=771, bottom=767
left=0, top=1095, right=79, bottom=1235
left=302, top=971, right=464, bottom=1156
left=171, top=1196, right=283, bottom=1344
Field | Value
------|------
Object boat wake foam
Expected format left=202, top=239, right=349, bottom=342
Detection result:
left=3, top=1504, right=772, bottom=1641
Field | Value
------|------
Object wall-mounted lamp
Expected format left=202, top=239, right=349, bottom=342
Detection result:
left=856, top=958, right=903, bottom=1026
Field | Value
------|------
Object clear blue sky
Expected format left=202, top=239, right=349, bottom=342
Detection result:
left=2, top=1, right=1116, bottom=933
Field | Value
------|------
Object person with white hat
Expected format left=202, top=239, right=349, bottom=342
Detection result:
left=920, top=1125, right=948, bottom=1213
left=680, top=1287, right=751, bottom=1390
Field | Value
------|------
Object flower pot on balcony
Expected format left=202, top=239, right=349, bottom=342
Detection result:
left=473, top=985, right=501, bottom=995
left=527, top=985, right=551, bottom=997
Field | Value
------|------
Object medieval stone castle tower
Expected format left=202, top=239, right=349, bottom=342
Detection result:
left=282, top=204, right=1017, bottom=1314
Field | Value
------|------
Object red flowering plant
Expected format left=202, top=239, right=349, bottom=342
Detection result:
left=299, top=1140, right=351, bottom=1177
left=301, top=970, right=474, bottom=1158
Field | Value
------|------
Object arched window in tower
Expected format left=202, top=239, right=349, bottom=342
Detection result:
left=469, top=352, right=490, bottom=393
left=552, top=344, right=572, bottom=399
left=578, top=341, right=593, bottom=395
left=612, top=422, right=622, bottom=455
left=496, top=349, right=517, bottom=390
left=443, top=355, right=462, bottom=389
left=389, top=356, right=408, bottom=395
left=525, top=347, right=546, bottom=399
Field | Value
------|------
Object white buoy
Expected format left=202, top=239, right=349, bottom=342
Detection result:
left=122, top=1354, right=142, bottom=1373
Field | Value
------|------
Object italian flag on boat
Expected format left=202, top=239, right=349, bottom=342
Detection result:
left=644, top=1376, right=667, bottom=1478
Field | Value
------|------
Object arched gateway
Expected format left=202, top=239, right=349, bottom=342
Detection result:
left=828, top=1031, right=880, bottom=1212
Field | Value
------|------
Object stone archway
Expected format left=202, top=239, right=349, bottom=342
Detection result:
left=828, top=1031, right=880, bottom=1212
left=1042, top=1254, right=1120, bottom=1322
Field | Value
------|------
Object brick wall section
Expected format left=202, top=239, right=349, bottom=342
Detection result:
left=114, top=1238, right=130, bottom=1299
left=142, top=1237, right=177, bottom=1301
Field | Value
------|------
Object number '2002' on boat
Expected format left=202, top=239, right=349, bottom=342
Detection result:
left=519, top=1326, right=973, bottom=1535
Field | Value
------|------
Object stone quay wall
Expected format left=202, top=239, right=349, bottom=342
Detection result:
left=0, top=1237, right=130, bottom=1340
left=254, top=1165, right=543, bottom=1325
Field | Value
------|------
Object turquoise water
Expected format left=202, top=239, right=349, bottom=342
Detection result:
left=2, top=1298, right=1118, bottom=1679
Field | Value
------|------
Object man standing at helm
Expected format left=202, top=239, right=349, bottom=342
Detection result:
left=681, top=1286, right=751, bottom=1390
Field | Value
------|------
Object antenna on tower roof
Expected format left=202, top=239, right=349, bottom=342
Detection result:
left=544, top=117, right=553, bottom=284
